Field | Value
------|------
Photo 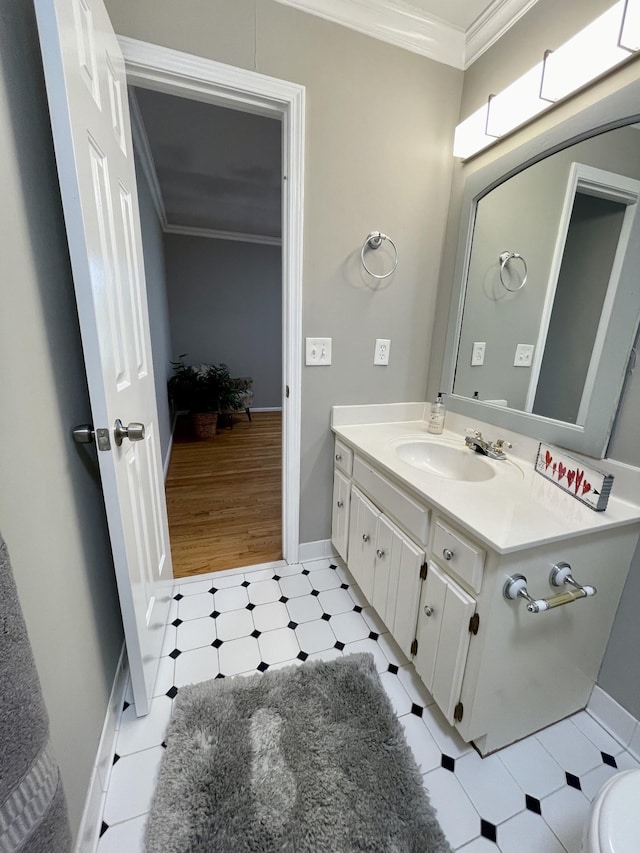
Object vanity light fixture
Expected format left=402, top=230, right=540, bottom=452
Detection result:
left=453, top=0, right=640, bottom=159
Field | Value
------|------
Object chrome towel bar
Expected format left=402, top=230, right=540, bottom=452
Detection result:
left=503, top=562, right=597, bottom=613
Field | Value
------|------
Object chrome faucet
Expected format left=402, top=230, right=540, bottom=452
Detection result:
left=464, top=430, right=512, bottom=460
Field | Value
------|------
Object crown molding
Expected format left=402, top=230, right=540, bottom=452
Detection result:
left=464, top=0, right=540, bottom=68
left=164, top=224, right=282, bottom=246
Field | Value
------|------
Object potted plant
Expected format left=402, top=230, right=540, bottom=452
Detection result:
left=168, top=357, right=241, bottom=439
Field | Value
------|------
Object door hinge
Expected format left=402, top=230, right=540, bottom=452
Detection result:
left=469, top=612, right=480, bottom=635
left=420, top=561, right=428, bottom=580
left=410, top=638, right=418, bottom=656
left=454, top=702, right=464, bottom=723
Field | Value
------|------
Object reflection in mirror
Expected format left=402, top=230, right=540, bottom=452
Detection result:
left=444, top=115, right=640, bottom=457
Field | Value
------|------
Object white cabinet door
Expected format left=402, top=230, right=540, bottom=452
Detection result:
left=347, top=487, right=380, bottom=600
left=331, top=469, right=351, bottom=561
left=414, top=562, right=476, bottom=724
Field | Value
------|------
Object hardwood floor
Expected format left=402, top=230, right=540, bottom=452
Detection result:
left=165, top=411, right=282, bottom=578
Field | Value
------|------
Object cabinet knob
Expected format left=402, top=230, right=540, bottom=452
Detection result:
left=376, top=548, right=385, bottom=558
left=337, top=500, right=344, bottom=508
left=443, top=548, right=454, bottom=561
left=335, top=453, right=342, bottom=461
left=424, top=605, right=434, bottom=617
left=362, top=534, right=370, bottom=542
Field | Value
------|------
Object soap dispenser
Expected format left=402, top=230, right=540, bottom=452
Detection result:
left=428, top=392, right=446, bottom=434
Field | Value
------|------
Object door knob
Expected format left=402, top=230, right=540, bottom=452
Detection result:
left=72, top=424, right=94, bottom=444
left=114, top=419, right=145, bottom=446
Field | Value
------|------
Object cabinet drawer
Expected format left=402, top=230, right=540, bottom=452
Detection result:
left=334, top=440, right=353, bottom=476
left=432, top=518, right=485, bottom=594
left=353, top=456, right=429, bottom=544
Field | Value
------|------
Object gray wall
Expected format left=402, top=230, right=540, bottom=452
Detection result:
left=164, top=236, right=282, bottom=408
left=0, top=0, right=124, bottom=838
left=135, top=149, right=174, bottom=465
left=105, top=0, right=463, bottom=544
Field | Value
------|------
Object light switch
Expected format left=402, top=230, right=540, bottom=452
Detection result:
left=514, top=343, right=534, bottom=367
left=306, top=337, right=332, bottom=365
left=471, top=342, right=486, bottom=366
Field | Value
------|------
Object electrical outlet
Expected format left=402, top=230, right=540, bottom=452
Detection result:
left=514, top=343, right=534, bottom=367
left=305, top=337, right=332, bottom=365
left=471, top=342, right=486, bottom=366
left=374, top=338, right=391, bottom=365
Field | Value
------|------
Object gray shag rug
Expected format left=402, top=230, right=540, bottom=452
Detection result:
left=145, top=653, right=452, bottom=852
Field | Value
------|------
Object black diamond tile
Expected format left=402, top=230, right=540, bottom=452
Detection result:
left=122, top=700, right=130, bottom=711
left=173, top=593, right=183, bottom=601
left=387, top=664, right=399, bottom=674
left=301, top=569, right=310, bottom=575
left=321, top=613, right=331, bottom=621
left=334, top=641, right=345, bottom=651
left=215, top=673, right=225, bottom=679
left=99, top=822, right=109, bottom=838
left=273, top=575, right=281, bottom=581
left=171, top=618, right=182, bottom=627
left=340, top=583, right=349, bottom=590
left=212, top=638, right=223, bottom=648
left=166, top=686, right=178, bottom=699
left=480, top=819, right=497, bottom=843
left=566, top=772, right=581, bottom=790
left=112, top=753, right=120, bottom=765
left=602, top=752, right=618, bottom=768
left=410, top=703, right=423, bottom=718
left=161, top=740, right=167, bottom=749
left=168, top=649, right=181, bottom=659
left=297, top=651, right=308, bottom=661
left=279, top=596, right=289, bottom=604
left=241, top=580, right=250, bottom=587
left=353, top=605, right=363, bottom=613
left=257, top=661, right=269, bottom=672
left=210, top=610, right=220, bottom=619
left=246, top=603, right=256, bottom=611
left=287, top=621, right=298, bottom=630
left=368, top=631, right=379, bottom=641
left=209, top=587, right=217, bottom=595
left=440, top=754, right=455, bottom=772
left=311, top=589, right=319, bottom=596
left=525, top=794, right=542, bottom=815
left=329, top=563, right=337, bottom=569
left=251, top=629, right=261, bottom=638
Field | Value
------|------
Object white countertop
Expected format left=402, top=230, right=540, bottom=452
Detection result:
left=331, top=405, right=640, bottom=554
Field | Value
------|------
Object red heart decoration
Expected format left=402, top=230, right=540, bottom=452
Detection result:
left=552, top=463, right=557, bottom=477
left=582, top=480, right=592, bottom=495
left=574, top=469, right=584, bottom=495
left=566, top=470, right=575, bottom=488
left=545, top=450, right=552, bottom=470
left=557, top=462, right=566, bottom=480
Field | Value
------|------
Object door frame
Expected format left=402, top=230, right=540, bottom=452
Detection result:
left=119, top=37, right=304, bottom=564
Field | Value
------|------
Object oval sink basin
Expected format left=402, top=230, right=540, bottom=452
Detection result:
left=395, top=440, right=495, bottom=482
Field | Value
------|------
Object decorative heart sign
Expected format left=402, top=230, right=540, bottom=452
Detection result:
left=535, top=443, right=614, bottom=512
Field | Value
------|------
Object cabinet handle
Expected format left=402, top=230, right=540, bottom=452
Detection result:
left=337, top=500, right=343, bottom=508
left=376, top=548, right=385, bottom=558
left=335, top=453, right=342, bottom=461
left=362, top=534, right=370, bottom=542
left=424, top=605, right=434, bottom=617
left=442, top=548, right=454, bottom=561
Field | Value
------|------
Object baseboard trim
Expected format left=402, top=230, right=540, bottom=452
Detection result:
left=163, top=422, right=175, bottom=481
left=251, top=407, right=283, bottom=413
left=588, top=684, right=640, bottom=759
left=75, top=645, right=128, bottom=853
left=298, top=539, right=337, bottom=562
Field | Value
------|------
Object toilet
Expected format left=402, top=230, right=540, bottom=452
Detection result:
left=583, top=770, right=640, bottom=852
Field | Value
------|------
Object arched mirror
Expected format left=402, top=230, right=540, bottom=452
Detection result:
left=441, top=76, right=640, bottom=458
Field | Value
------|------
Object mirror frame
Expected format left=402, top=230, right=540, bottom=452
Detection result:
left=441, top=73, right=640, bottom=458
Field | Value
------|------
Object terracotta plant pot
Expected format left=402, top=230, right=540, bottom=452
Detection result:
left=191, top=412, right=218, bottom=440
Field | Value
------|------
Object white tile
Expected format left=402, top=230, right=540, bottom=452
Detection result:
left=303, top=558, right=334, bottom=572
left=176, top=616, right=216, bottom=651
left=346, top=583, right=369, bottom=608
left=178, top=592, right=215, bottom=621
left=457, top=839, right=496, bottom=852
left=245, top=568, right=275, bottom=582
left=422, top=767, right=480, bottom=849
left=616, top=749, right=640, bottom=771
left=307, top=647, right=344, bottom=663
left=102, top=746, right=163, bottom=824
left=97, top=815, right=146, bottom=853
left=537, top=717, right=604, bottom=776
left=258, top=628, right=300, bottom=664
left=279, top=573, right=313, bottom=598
left=253, top=601, right=290, bottom=632
left=286, top=595, right=323, bottom=624
left=295, top=619, right=336, bottom=653
left=160, top=624, right=177, bottom=657
left=247, top=579, right=281, bottom=605
left=629, top=724, right=640, bottom=762
left=361, top=606, right=389, bottom=635
left=421, top=703, right=473, bottom=759
left=343, top=638, right=389, bottom=673
left=211, top=572, right=246, bottom=589
left=334, top=563, right=352, bottom=585
left=497, top=735, right=567, bottom=799
left=277, top=563, right=304, bottom=577
left=398, top=713, right=440, bottom=773
left=330, top=610, right=370, bottom=643
left=153, top=656, right=175, bottom=698
left=541, top=785, right=590, bottom=852
left=215, top=608, right=254, bottom=642
left=587, top=686, right=638, bottom=748
left=269, top=657, right=304, bottom=672
left=379, top=671, right=413, bottom=716
left=376, top=632, right=409, bottom=667
left=116, top=695, right=173, bottom=756
left=214, top=586, right=249, bottom=613
left=498, top=810, right=565, bottom=853
left=218, top=636, right=261, bottom=675
left=178, top=578, right=214, bottom=596
left=580, top=762, right=619, bottom=801
left=174, top=646, right=219, bottom=687
left=455, top=751, right=526, bottom=825
left=570, top=711, right=625, bottom=756
left=168, top=598, right=179, bottom=622
left=397, top=665, right=434, bottom=709
left=317, top=587, right=354, bottom=615
left=309, top=568, right=341, bottom=591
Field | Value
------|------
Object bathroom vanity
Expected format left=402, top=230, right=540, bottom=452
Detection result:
left=331, top=404, right=640, bottom=755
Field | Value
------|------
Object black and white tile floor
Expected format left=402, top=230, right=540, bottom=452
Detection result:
left=97, top=557, right=639, bottom=852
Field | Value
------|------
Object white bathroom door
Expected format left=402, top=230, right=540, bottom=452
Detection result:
left=34, top=0, right=173, bottom=715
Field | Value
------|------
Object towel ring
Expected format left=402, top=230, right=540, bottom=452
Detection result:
left=499, top=251, right=528, bottom=292
left=361, top=231, right=398, bottom=279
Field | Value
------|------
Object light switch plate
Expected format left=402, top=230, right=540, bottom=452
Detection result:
left=514, top=343, right=534, bottom=367
left=306, top=337, right=332, bottom=365
left=471, top=342, right=486, bottom=366
left=374, top=338, right=391, bottom=365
